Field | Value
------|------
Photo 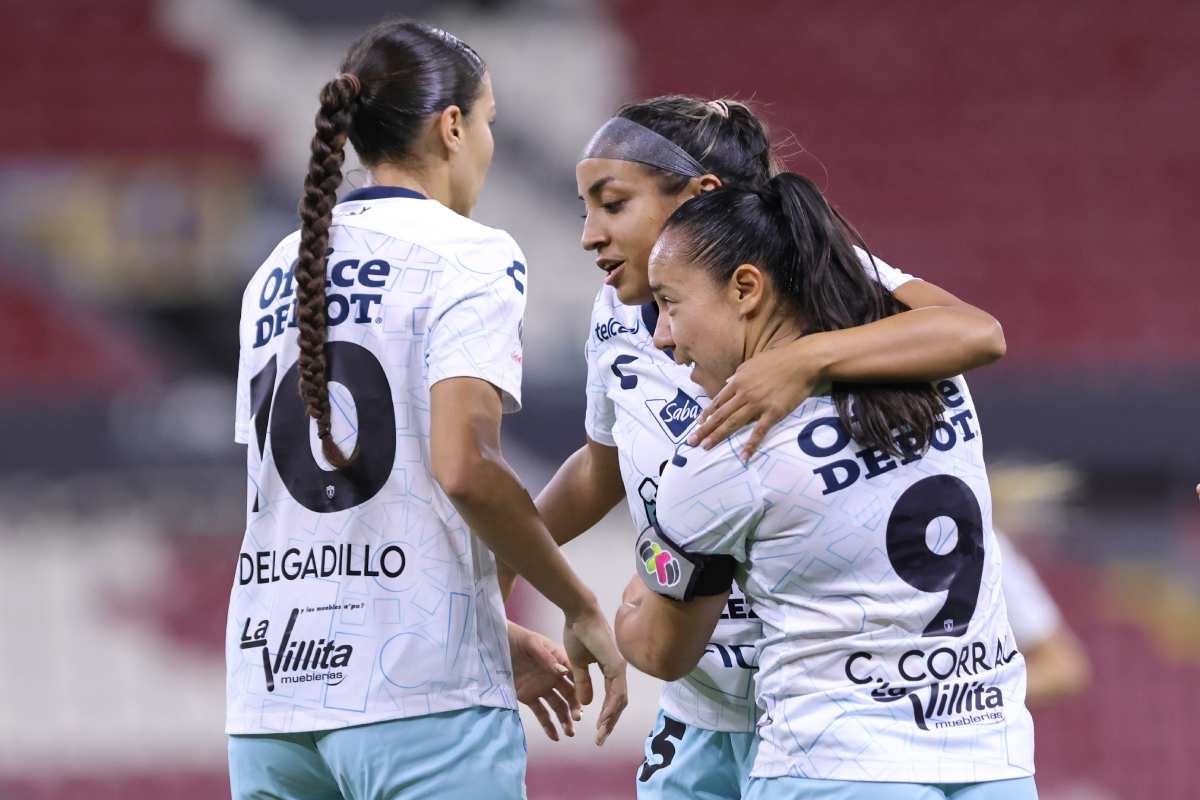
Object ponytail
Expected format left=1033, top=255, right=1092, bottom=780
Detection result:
left=766, top=173, right=943, bottom=456
left=660, top=173, right=944, bottom=457
left=295, top=74, right=359, bottom=469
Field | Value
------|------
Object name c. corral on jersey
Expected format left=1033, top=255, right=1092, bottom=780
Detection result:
left=253, top=255, right=390, bottom=348
left=845, top=634, right=1021, bottom=731
left=800, top=380, right=978, bottom=495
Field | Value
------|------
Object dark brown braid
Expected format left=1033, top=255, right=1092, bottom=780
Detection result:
left=295, top=74, right=360, bottom=469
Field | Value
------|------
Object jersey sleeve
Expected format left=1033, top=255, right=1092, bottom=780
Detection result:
left=655, top=439, right=766, bottom=564
left=233, top=274, right=260, bottom=445
left=583, top=295, right=617, bottom=446
left=426, top=235, right=527, bottom=414
left=997, top=531, right=1063, bottom=647
left=855, top=246, right=917, bottom=292
left=234, top=332, right=250, bottom=444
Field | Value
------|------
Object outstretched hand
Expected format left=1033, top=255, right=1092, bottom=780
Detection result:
left=509, top=621, right=581, bottom=742
left=689, top=340, right=821, bottom=459
left=562, top=604, right=629, bottom=745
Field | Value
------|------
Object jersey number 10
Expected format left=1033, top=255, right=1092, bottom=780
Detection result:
left=248, top=341, right=397, bottom=514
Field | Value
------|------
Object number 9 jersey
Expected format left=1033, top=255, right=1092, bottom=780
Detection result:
left=650, top=376, right=1036, bottom=784
left=227, top=187, right=527, bottom=735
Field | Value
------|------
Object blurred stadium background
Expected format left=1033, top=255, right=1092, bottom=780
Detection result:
left=2, top=1, right=1198, bottom=798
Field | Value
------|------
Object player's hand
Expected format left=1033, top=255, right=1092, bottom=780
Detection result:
left=563, top=602, right=628, bottom=746
left=689, top=339, right=820, bottom=459
left=508, top=621, right=581, bottom=742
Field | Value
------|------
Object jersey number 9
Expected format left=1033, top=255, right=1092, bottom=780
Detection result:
left=885, top=474, right=985, bottom=637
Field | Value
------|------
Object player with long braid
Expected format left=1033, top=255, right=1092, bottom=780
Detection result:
left=226, top=20, right=624, bottom=799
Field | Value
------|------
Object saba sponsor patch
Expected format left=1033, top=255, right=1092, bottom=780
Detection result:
left=646, top=388, right=702, bottom=440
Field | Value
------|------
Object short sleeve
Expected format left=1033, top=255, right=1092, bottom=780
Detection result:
left=233, top=286, right=254, bottom=444
left=583, top=308, right=617, bottom=446
left=426, top=241, right=527, bottom=414
left=234, top=339, right=250, bottom=444
left=997, top=531, right=1062, bottom=647
left=855, top=246, right=917, bottom=293
left=655, top=440, right=766, bottom=564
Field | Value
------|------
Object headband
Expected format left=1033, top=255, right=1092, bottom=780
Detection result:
left=579, top=117, right=706, bottom=177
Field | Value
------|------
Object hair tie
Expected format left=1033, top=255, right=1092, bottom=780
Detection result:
left=706, top=99, right=730, bottom=119
left=339, top=73, right=362, bottom=97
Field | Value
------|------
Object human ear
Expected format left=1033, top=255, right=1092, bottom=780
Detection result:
left=730, top=263, right=765, bottom=315
left=685, top=173, right=723, bottom=200
left=437, top=105, right=464, bottom=153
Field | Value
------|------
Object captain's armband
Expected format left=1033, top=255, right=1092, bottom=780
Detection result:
left=635, top=523, right=735, bottom=602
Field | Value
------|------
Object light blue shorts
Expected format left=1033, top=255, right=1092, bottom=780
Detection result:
left=636, top=709, right=756, bottom=800
left=744, top=775, right=1038, bottom=800
left=228, top=706, right=526, bottom=800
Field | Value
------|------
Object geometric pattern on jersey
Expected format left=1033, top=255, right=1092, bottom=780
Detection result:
left=583, top=251, right=919, bottom=733
left=227, top=188, right=526, bottom=734
left=653, top=376, right=1036, bottom=783
left=586, top=285, right=761, bottom=733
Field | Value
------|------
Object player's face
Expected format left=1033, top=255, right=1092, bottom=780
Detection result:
left=647, top=233, right=744, bottom=396
left=448, top=72, right=496, bottom=216
left=576, top=159, right=690, bottom=306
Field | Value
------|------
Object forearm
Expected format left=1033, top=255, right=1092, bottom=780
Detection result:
left=803, top=304, right=1005, bottom=384
left=446, top=455, right=595, bottom=618
left=615, top=580, right=726, bottom=681
left=500, top=441, right=625, bottom=600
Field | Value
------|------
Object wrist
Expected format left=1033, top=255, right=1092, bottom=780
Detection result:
left=797, top=331, right=837, bottom=384
left=562, top=588, right=600, bottom=623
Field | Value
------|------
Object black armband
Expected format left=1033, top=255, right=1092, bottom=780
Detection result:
left=635, top=522, right=736, bottom=601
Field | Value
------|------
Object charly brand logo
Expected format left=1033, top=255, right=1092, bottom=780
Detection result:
left=241, top=608, right=354, bottom=692
left=595, top=317, right=640, bottom=342
left=646, top=389, right=702, bottom=440
left=639, top=540, right=681, bottom=587
left=844, top=637, right=1019, bottom=730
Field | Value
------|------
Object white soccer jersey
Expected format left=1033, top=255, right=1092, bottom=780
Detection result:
left=227, top=186, right=528, bottom=735
left=652, top=377, right=1035, bottom=783
left=586, top=250, right=916, bottom=733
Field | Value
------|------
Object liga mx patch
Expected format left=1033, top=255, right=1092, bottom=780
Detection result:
left=645, top=388, right=702, bottom=441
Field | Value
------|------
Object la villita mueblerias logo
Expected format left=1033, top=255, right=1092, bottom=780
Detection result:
left=241, top=607, right=354, bottom=691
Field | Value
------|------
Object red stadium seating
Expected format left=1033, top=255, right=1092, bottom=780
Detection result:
left=1, top=0, right=258, bottom=161
left=611, top=0, right=1199, bottom=368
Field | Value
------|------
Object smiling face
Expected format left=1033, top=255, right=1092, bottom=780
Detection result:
left=576, top=158, right=695, bottom=306
left=646, top=231, right=748, bottom=396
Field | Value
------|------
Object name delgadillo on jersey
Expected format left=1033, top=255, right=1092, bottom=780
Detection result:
left=648, top=377, right=1035, bottom=783
left=228, top=189, right=528, bottom=735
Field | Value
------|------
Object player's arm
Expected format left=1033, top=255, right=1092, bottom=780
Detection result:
left=615, top=575, right=728, bottom=681
left=1022, top=627, right=1090, bottom=706
left=498, top=438, right=626, bottom=600
left=431, top=377, right=628, bottom=744
left=692, top=278, right=1006, bottom=456
left=431, top=377, right=600, bottom=615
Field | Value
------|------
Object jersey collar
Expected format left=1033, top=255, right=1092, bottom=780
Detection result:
left=340, top=186, right=427, bottom=203
left=641, top=300, right=675, bottom=360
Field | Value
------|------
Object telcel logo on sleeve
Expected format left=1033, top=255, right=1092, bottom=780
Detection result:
left=639, top=540, right=681, bottom=588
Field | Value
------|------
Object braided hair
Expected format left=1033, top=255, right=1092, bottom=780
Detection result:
left=294, top=20, right=485, bottom=467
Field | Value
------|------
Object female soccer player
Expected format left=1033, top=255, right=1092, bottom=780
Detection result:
left=618, top=173, right=1037, bottom=799
left=226, top=20, right=623, bottom=800
left=502, top=96, right=1008, bottom=799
